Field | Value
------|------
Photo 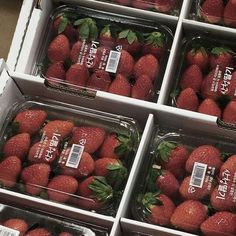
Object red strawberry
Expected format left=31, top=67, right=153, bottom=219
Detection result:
left=3, top=218, right=28, bottom=236
left=59, top=233, right=73, bottom=236
left=99, top=25, right=115, bottom=48
left=70, top=40, right=83, bottom=63
left=116, top=50, right=134, bottom=77
left=198, top=98, right=222, bottom=117
left=200, top=0, right=224, bottom=24
left=14, top=109, right=47, bottom=136
left=156, top=141, right=190, bottom=179
left=170, top=200, right=208, bottom=233
left=155, top=169, right=180, bottom=198
left=142, top=31, right=165, bottom=59
left=21, top=163, right=50, bottom=195
left=3, top=133, right=30, bottom=160
left=210, top=47, right=234, bottom=70
left=179, top=175, right=215, bottom=200
left=131, top=0, right=154, bottom=10
left=180, top=64, right=203, bottom=92
left=28, top=140, right=58, bottom=164
left=131, top=74, right=154, bottom=101
left=134, top=54, right=159, bottom=82
left=117, top=29, right=142, bottom=55
left=176, top=88, right=199, bottom=111
left=113, top=0, right=130, bottom=5
left=219, top=155, right=236, bottom=183
left=42, top=120, right=74, bottom=140
left=87, top=70, right=111, bottom=91
left=185, top=145, right=222, bottom=173
left=70, top=126, right=106, bottom=154
left=59, top=148, right=94, bottom=178
left=25, top=228, right=52, bottom=236
left=108, top=74, right=131, bottom=97
left=47, top=175, right=78, bottom=203
left=224, top=0, right=236, bottom=28
left=45, top=62, right=66, bottom=81
left=0, top=156, right=21, bottom=187
left=47, top=34, right=70, bottom=63
left=65, top=63, right=89, bottom=86
left=186, top=46, right=209, bottom=70
left=154, top=0, right=176, bottom=13
left=139, top=192, right=175, bottom=226
left=223, top=100, right=236, bottom=124
left=200, top=211, right=236, bottom=236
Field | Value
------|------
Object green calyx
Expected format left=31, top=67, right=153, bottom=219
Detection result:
left=211, top=46, right=235, bottom=56
left=114, top=134, right=133, bottom=158
left=89, top=176, right=113, bottom=203
left=118, top=29, right=138, bottom=44
left=56, top=14, right=69, bottom=34
left=155, top=141, right=178, bottom=162
left=146, top=165, right=162, bottom=192
left=191, top=46, right=208, bottom=57
left=100, top=24, right=112, bottom=37
left=74, top=17, right=98, bottom=41
left=144, top=31, right=164, bottom=47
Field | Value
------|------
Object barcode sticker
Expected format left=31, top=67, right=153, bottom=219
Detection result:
left=65, top=144, right=84, bottom=168
left=0, top=226, right=19, bottom=236
left=190, top=162, right=207, bottom=188
left=105, top=50, right=121, bottom=73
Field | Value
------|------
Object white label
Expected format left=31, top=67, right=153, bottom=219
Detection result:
left=190, top=162, right=207, bottom=188
left=0, top=226, right=19, bottom=236
left=65, top=144, right=84, bottom=168
left=105, top=50, right=121, bottom=73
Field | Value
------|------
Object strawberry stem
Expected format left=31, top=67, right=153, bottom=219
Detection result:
left=155, top=141, right=178, bottom=162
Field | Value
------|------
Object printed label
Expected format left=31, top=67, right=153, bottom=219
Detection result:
left=86, top=41, right=100, bottom=68
left=211, top=65, right=222, bottom=93
left=0, top=226, right=19, bottom=236
left=65, top=144, right=84, bottom=168
left=105, top=50, right=121, bottom=73
left=190, top=162, right=207, bottom=188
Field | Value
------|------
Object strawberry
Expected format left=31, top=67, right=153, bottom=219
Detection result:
left=223, top=100, right=236, bottom=124
left=3, top=133, right=30, bottom=160
left=59, top=233, right=73, bottom=236
left=179, top=175, right=215, bottom=200
left=134, top=54, right=159, bottom=82
left=0, top=156, right=21, bottom=188
left=198, top=98, right=222, bottom=117
left=156, top=141, right=189, bottom=179
left=210, top=185, right=236, bottom=211
left=224, top=0, right=236, bottom=28
left=70, top=126, right=106, bottom=154
left=45, top=62, right=66, bottom=81
left=94, top=158, right=127, bottom=188
left=25, top=228, right=52, bottom=236
left=3, top=218, right=28, bottom=236
left=210, top=47, right=234, bottom=70
left=117, top=29, right=142, bottom=55
left=154, top=0, right=176, bottom=13
left=21, top=163, right=51, bottom=196
left=185, top=145, right=222, bottom=173
left=116, top=50, right=134, bottom=77
left=47, top=175, right=78, bottom=203
left=99, top=25, right=115, bottom=48
left=108, top=74, right=131, bottom=97
left=186, top=46, right=209, bottom=70
left=200, top=211, right=236, bottom=236
left=131, top=74, right=154, bottom=101
left=170, top=200, right=208, bottom=233
left=27, top=140, right=58, bottom=164
left=47, top=34, right=70, bottom=63
left=131, top=0, right=154, bottom=10
left=70, top=40, right=83, bottom=64
left=59, top=148, right=94, bottom=178
left=200, top=0, right=224, bottom=24
left=65, top=63, right=89, bottom=86
left=42, top=120, right=74, bottom=140
left=113, top=0, right=130, bottom=5
left=142, top=31, right=165, bottom=59
left=180, top=64, right=203, bottom=92
left=176, top=88, right=199, bottom=111
left=77, top=176, right=113, bottom=210
left=14, top=109, right=47, bottom=136
left=139, top=192, right=175, bottom=226
left=99, top=133, right=133, bottom=159
left=219, top=155, right=236, bottom=183
left=87, top=70, right=111, bottom=91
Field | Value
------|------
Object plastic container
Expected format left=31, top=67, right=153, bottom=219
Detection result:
left=131, top=124, right=236, bottom=235
left=0, top=96, right=140, bottom=217
left=169, top=34, right=236, bottom=126
left=34, top=5, right=173, bottom=102
left=0, top=203, right=109, bottom=235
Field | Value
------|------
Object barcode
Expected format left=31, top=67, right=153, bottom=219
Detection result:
left=66, top=144, right=84, bottom=168
left=0, top=226, right=19, bottom=236
left=190, top=162, right=207, bottom=188
left=105, top=50, right=121, bottom=73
